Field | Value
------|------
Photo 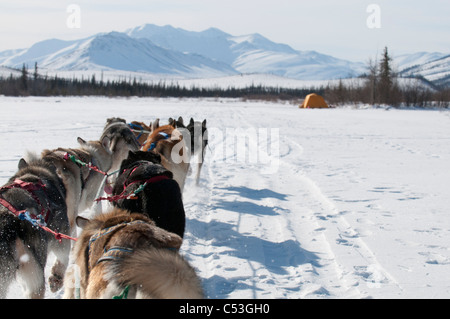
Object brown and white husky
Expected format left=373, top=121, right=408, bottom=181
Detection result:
left=63, top=208, right=204, bottom=299
left=41, top=136, right=113, bottom=233
left=142, top=123, right=190, bottom=192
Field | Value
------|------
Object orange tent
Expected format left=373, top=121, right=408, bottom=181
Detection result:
left=300, top=93, right=329, bottom=109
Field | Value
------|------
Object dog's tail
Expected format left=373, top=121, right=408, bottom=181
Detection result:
left=116, top=247, right=204, bottom=299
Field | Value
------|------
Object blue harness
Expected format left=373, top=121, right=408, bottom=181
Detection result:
left=148, top=132, right=170, bottom=151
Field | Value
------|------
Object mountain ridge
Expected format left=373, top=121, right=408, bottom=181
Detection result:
left=0, top=23, right=448, bottom=84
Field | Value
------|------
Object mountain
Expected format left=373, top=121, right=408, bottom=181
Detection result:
left=0, top=32, right=237, bottom=78
left=126, top=24, right=364, bottom=80
left=0, top=24, right=448, bottom=84
left=395, top=53, right=450, bottom=87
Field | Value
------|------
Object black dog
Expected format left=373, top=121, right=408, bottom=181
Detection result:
left=111, top=151, right=185, bottom=238
left=0, top=157, right=70, bottom=298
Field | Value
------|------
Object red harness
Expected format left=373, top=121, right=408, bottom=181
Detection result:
left=0, top=179, right=77, bottom=242
left=95, top=163, right=170, bottom=203
left=0, top=179, right=50, bottom=224
left=95, top=175, right=169, bottom=203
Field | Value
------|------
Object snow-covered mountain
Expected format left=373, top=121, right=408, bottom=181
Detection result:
left=0, top=32, right=237, bottom=78
left=0, top=24, right=364, bottom=80
left=395, top=53, right=450, bottom=87
left=0, top=23, right=448, bottom=84
left=126, top=24, right=365, bottom=80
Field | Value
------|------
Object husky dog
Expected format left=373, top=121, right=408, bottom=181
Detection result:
left=0, top=157, right=70, bottom=298
left=168, top=116, right=185, bottom=129
left=186, top=118, right=208, bottom=185
left=168, top=117, right=208, bottom=185
left=110, top=151, right=185, bottom=238
left=100, top=118, right=140, bottom=173
left=142, top=123, right=190, bottom=192
left=63, top=208, right=204, bottom=299
left=41, top=137, right=113, bottom=232
left=128, top=121, right=152, bottom=147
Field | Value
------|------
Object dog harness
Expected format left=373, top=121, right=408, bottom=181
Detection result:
left=128, top=123, right=151, bottom=147
left=95, top=162, right=170, bottom=203
left=63, top=152, right=108, bottom=176
left=86, top=218, right=179, bottom=299
left=0, top=179, right=77, bottom=242
left=148, top=132, right=170, bottom=151
left=0, top=179, right=50, bottom=225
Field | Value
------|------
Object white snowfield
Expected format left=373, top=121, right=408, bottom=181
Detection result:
left=1, top=96, right=450, bottom=299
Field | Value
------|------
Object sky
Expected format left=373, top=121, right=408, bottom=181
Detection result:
left=0, top=0, right=448, bottom=62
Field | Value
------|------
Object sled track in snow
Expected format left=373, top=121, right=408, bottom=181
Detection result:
left=4, top=98, right=449, bottom=299
left=182, top=107, right=403, bottom=298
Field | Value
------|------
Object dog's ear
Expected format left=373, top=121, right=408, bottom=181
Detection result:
left=151, top=118, right=160, bottom=131
left=77, top=137, right=87, bottom=145
left=202, top=119, right=207, bottom=127
left=101, top=136, right=111, bottom=152
left=76, top=216, right=90, bottom=229
left=178, top=117, right=184, bottom=125
left=18, top=158, right=28, bottom=169
left=189, top=118, right=194, bottom=125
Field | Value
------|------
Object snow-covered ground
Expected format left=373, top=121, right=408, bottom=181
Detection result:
left=1, top=96, right=450, bottom=299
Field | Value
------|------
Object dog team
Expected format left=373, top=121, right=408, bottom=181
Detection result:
left=0, top=116, right=208, bottom=299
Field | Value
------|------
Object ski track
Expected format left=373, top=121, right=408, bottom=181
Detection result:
left=2, top=97, right=450, bottom=299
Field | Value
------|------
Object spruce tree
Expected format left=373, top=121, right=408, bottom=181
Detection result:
left=378, top=47, right=394, bottom=104
left=21, top=63, right=28, bottom=92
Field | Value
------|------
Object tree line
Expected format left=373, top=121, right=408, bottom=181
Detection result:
left=0, top=48, right=448, bottom=107
left=324, top=47, right=449, bottom=107
left=0, top=63, right=316, bottom=100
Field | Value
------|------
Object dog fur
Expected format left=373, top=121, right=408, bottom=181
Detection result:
left=0, top=157, right=70, bottom=298
left=186, top=118, right=208, bottom=185
left=128, top=121, right=152, bottom=146
left=100, top=117, right=140, bottom=173
left=63, top=208, right=204, bottom=299
left=142, top=124, right=190, bottom=192
left=41, top=137, right=113, bottom=232
left=111, top=151, right=185, bottom=238
left=169, top=117, right=208, bottom=185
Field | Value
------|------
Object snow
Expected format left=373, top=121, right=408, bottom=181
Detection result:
left=1, top=23, right=448, bottom=85
left=1, top=24, right=364, bottom=81
left=1, top=96, right=450, bottom=299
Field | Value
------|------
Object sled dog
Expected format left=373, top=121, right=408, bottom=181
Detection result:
left=100, top=117, right=140, bottom=173
left=0, top=157, right=70, bottom=298
left=110, top=151, right=185, bottom=238
left=41, top=136, right=113, bottom=231
left=186, top=118, right=208, bottom=185
left=63, top=208, right=204, bottom=299
left=128, top=121, right=152, bottom=147
left=142, top=123, right=190, bottom=192
left=169, top=117, right=208, bottom=185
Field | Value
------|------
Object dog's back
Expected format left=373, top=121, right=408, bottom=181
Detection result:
left=0, top=157, right=70, bottom=298
left=116, top=247, right=204, bottom=299
left=112, top=151, right=186, bottom=238
left=68, top=209, right=203, bottom=299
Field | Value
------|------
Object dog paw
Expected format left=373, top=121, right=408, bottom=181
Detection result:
left=49, top=274, right=64, bottom=292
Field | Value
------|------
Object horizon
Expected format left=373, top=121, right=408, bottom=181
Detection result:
left=0, top=1, right=449, bottom=62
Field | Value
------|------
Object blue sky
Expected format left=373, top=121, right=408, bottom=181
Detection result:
left=0, top=0, right=448, bottom=61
